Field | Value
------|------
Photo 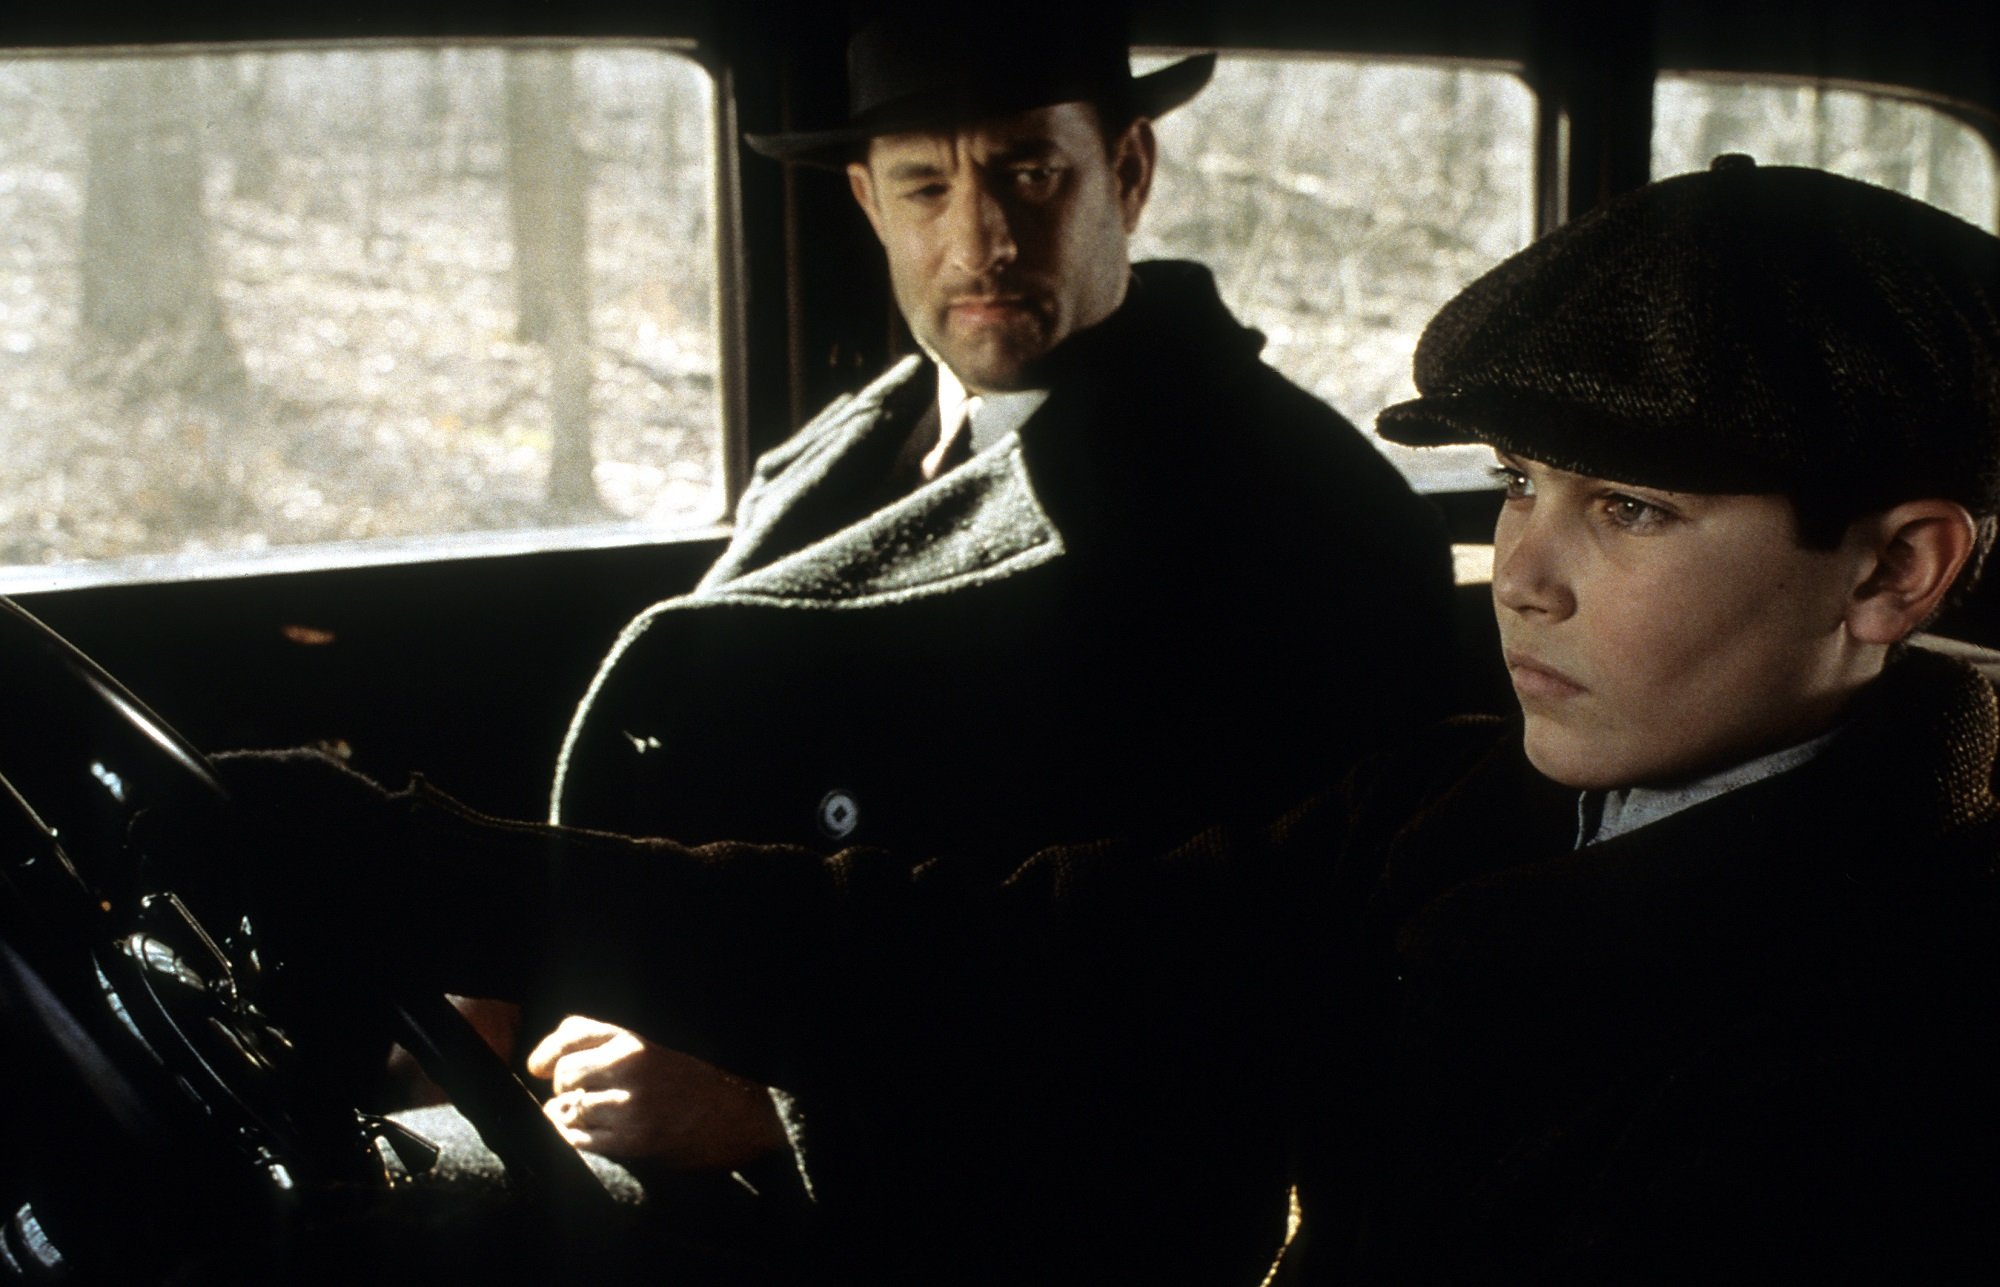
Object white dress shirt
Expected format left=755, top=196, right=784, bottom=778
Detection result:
left=924, top=362, right=1050, bottom=479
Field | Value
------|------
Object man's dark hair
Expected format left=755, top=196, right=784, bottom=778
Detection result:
left=1091, top=96, right=1142, bottom=153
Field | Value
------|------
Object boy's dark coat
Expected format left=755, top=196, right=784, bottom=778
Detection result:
left=226, top=654, right=2000, bottom=1281
left=1293, top=646, right=2000, bottom=1280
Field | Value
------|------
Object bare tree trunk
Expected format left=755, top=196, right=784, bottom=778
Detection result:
left=503, top=50, right=602, bottom=512
left=225, top=54, right=278, bottom=202
left=77, top=58, right=247, bottom=407
left=547, top=307, right=598, bottom=511
left=424, top=48, right=459, bottom=182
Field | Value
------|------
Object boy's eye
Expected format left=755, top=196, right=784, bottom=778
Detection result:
left=1602, top=493, right=1673, bottom=532
left=1009, top=165, right=1059, bottom=190
left=1488, top=464, right=1532, bottom=499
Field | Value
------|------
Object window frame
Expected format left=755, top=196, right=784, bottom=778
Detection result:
left=1131, top=45, right=1541, bottom=499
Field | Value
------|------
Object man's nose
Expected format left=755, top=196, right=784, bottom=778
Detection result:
left=1491, top=506, right=1578, bottom=621
left=944, top=183, right=1017, bottom=276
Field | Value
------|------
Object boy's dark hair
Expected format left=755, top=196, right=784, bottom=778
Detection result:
left=1787, top=489, right=1997, bottom=623
left=1787, top=488, right=1863, bottom=552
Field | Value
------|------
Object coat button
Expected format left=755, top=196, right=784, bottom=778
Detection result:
left=817, top=789, right=860, bottom=840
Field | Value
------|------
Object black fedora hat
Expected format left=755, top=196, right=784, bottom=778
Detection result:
left=745, top=6, right=1216, bottom=168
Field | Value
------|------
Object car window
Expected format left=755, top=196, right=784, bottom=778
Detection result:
left=0, top=43, right=725, bottom=592
left=1653, top=73, right=1998, bottom=232
left=1132, top=51, right=1538, bottom=493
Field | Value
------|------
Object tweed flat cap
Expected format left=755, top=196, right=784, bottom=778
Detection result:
left=1378, top=155, right=2000, bottom=515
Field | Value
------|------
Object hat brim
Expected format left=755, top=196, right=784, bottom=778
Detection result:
left=745, top=52, right=1218, bottom=168
left=1378, top=391, right=1795, bottom=496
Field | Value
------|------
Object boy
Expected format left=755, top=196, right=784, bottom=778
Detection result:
left=1300, top=152, right=2000, bottom=1279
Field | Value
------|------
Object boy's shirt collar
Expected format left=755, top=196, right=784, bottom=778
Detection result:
left=1575, top=728, right=1842, bottom=848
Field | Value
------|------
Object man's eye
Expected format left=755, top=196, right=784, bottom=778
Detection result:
left=1010, top=166, right=1058, bottom=188
left=902, top=183, right=948, bottom=202
left=1487, top=465, right=1532, bottom=500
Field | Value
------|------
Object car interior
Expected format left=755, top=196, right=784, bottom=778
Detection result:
left=2, top=0, right=1996, bottom=1278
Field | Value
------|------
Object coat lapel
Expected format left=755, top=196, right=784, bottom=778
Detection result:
left=701, top=356, right=931, bottom=585
left=699, top=358, right=1066, bottom=609
left=705, top=435, right=1065, bottom=608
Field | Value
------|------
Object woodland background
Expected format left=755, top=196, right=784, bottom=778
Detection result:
left=0, top=47, right=1991, bottom=574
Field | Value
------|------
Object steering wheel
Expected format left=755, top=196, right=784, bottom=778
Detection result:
left=0, top=595, right=608, bottom=1279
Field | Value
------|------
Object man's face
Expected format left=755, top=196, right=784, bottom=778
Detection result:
left=1491, top=452, right=1878, bottom=790
left=847, top=101, right=1154, bottom=392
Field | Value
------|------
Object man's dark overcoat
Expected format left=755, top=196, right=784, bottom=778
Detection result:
left=551, top=260, right=1454, bottom=859
left=1288, top=645, right=2000, bottom=1281
left=534, top=259, right=1452, bottom=1283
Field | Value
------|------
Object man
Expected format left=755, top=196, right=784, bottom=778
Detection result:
left=512, top=1, right=1454, bottom=1261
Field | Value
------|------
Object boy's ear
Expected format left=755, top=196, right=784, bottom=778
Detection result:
left=1846, top=500, right=1980, bottom=645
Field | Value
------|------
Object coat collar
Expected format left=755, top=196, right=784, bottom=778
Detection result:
left=694, top=260, right=1264, bottom=609
left=1382, top=648, right=2000, bottom=967
left=697, top=356, right=1065, bottom=608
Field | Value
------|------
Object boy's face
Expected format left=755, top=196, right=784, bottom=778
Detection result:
left=1491, top=452, right=1879, bottom=790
